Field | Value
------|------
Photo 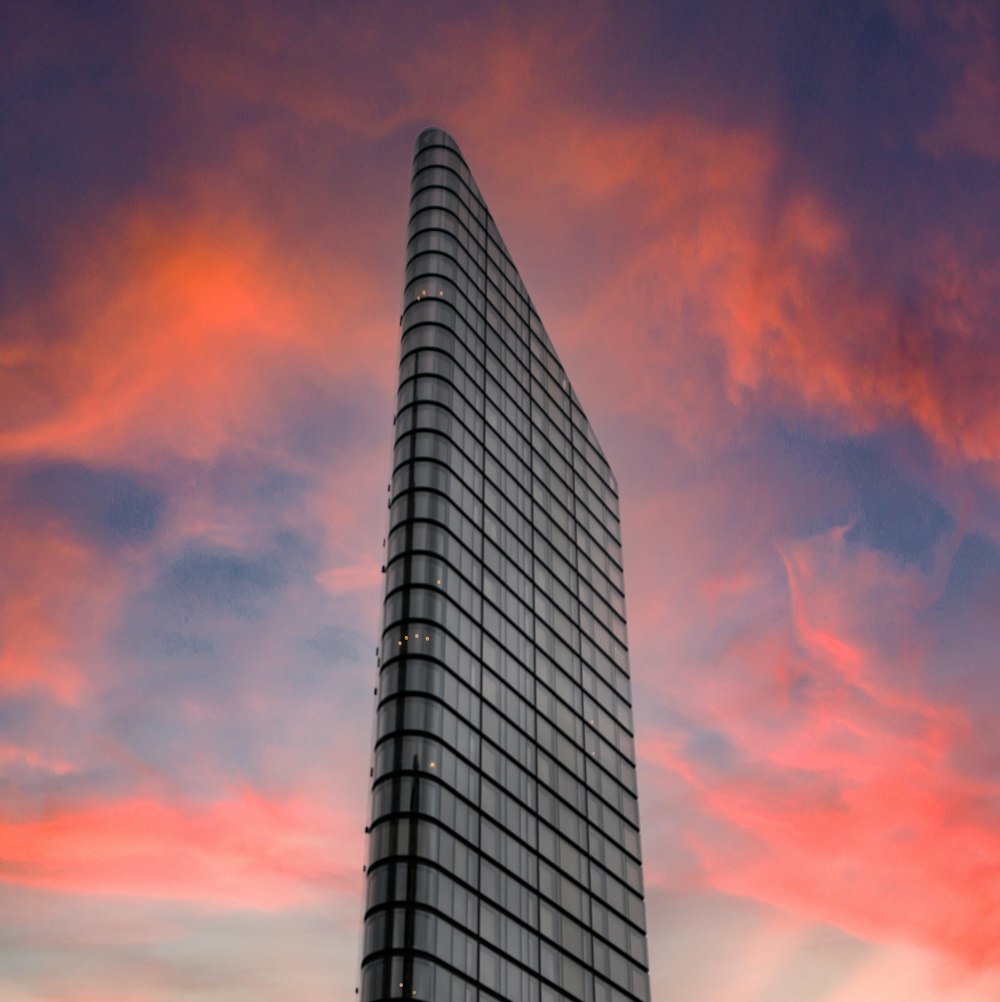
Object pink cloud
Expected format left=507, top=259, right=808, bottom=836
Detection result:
left=571, top=135, right=1000, bottom=470
left=0, top=525, right=120, bottom=703
left=382, top=45, right=1000, bottom=472
left=0, top=787, right=362, bottom=910
left=2, top=7, right=997, bottom=998
left=640, top=525, right=1000, bottom=970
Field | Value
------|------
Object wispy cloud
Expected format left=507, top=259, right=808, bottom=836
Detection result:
left=2, top=1, right=999, bottom=998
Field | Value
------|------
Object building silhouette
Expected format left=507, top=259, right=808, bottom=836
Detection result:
left=359, top=128, right=651, bottom=1002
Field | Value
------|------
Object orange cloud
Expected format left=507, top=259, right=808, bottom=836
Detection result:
left=0, top=204, right=387, bottom=467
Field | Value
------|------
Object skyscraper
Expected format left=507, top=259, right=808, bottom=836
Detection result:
left=359, top=128, right=651, bottom=1002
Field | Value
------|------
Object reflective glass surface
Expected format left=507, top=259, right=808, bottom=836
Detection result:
left=360, top=128, right=650, bottom=1002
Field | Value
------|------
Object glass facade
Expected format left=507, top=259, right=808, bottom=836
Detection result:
left=359, top=128, right=650, bottom=1002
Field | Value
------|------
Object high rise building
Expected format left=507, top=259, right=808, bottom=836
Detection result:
left=359, top=129, right=651, bottom=1002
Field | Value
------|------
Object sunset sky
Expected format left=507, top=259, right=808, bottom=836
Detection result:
left=2, top=2, right=1000, bottom=1000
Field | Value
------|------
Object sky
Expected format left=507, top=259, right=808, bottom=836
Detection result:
left=1, top=1, right=999, bottom=999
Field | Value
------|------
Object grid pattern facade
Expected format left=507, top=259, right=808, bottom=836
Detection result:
left=360, top=129, right=650, bottom=1002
